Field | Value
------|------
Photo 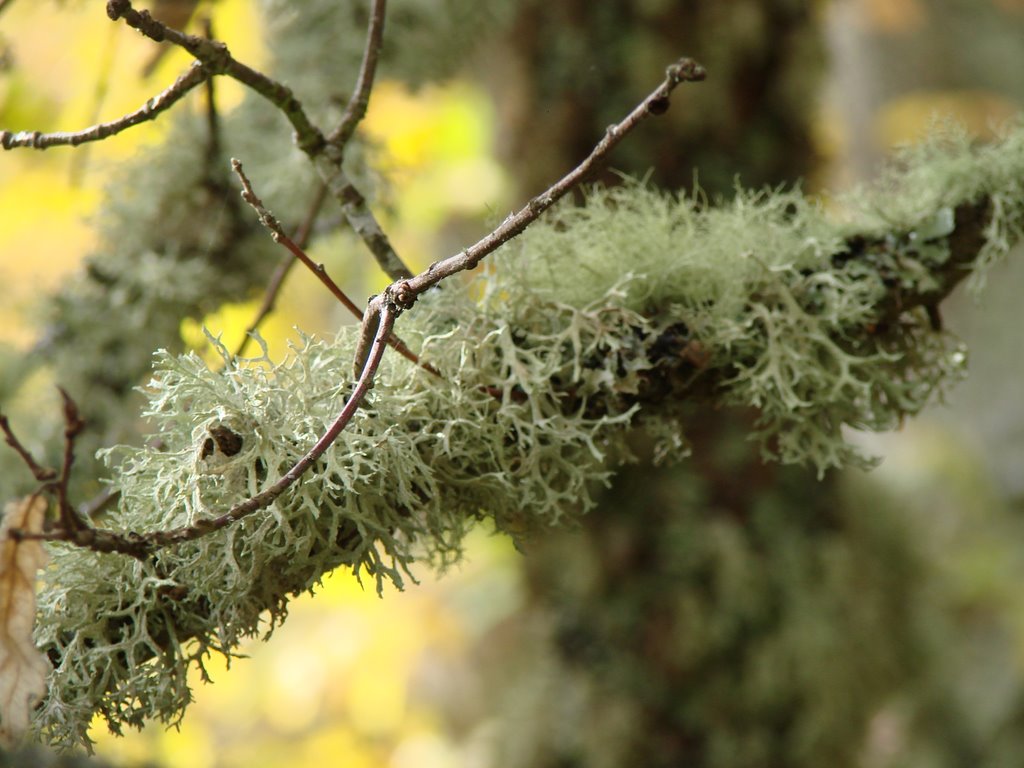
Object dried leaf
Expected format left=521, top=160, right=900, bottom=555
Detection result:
left=0, top=496, right=50, bottom=746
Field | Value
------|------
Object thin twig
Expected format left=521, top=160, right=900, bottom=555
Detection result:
left=328, top=0, right=387, bottom=150
left=201, top=16, right=220, bottom=164
left=385, top=58, right=707, bottom=309
left=232, top=159, right=364, bottom=317
left=234, top=183, right=328, bottom=359
left=56, top=389, right=88, bottom=534
left=0, top=62, right=209, bottom=150
left=0, top=415, right=56, bottom=483
left=231, top=159, right=438, bottom=374
left=104, top=0, right=414, bottom=280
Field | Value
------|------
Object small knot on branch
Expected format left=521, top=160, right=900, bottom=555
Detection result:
left=666, top=58, right=706, bottom=84
left=389, top=281, right=417, bottom=311
left=105, top=0, right=131, bottom=21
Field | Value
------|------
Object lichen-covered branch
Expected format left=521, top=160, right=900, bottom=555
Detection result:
left=21, top=123, right=1024, bottom=747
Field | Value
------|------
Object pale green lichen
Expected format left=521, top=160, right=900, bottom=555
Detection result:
left=28, top=123, right=1024, bottom=748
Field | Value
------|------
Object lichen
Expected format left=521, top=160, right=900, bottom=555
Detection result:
left=27, top=123, right=1024, bottom=747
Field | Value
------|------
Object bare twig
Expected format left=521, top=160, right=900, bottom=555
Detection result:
left=0, top=415, right=56, bottom=484
left=232, top=159, right=364, bottom=318
left=385, top=58, right=707, bottom=309
left=231, top=159, right=438, bottom=374
left=201, top=16, right=220, bottom=163
left=55, top=389, right=88, bottom=534
left=328, top=0, right=387, bottom=150
left=104, top=0, right=414, bottom=280
left=234, top=183, right=329, bottom=358
left=0, top=62, right=209, bottom=150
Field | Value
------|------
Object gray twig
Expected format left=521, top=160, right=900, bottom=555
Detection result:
left=385, top=58, right=707, bottom=309
left=0, top=62, right=209, bottom=150
left=104, top=0, right=414, bottom=280
left=328, top=0, right=387, bottom=150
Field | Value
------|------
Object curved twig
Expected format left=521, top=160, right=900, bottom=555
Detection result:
left=0, top=63, right=209, bottom=150
left=328, top=0, right=388, bottom=151
left=385, top=58, right=707, bottom=308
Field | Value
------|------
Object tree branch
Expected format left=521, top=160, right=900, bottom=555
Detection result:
left=0, top=416, right=56, bottom=484
left=234, top=183, right=329, bottom=359
left=385, top=58, right=707, bottom=309
left=328, top=0, right=387, bottom=150
left=54, top=390, right=88, bottom=535
left=231, top=159, right=438, bottom=374
left=232, top=159, right=364, bottom=318
left=0, top=63, right=209, bottom=150
left=103, top=0, right=414, bottom=280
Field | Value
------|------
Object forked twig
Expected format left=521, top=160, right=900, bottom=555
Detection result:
left=3, top=8, right=703, bottom=556
left=103, top=0, right=414, bottom=281
left=234, top=0, right=389, bottom=355
left=231, top=160, right=363, bottom=317
left=231, top=159, right=438, bottom=374
left=0, top=416, right=56, bottom=484
left=1, top=389, right=89, bottom=534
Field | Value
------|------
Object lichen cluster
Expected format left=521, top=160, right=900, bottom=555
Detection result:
left=28, top=122, right=1024, bottom=747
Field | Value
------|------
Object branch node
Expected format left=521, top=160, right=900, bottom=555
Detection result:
left=667, top=57, right=706, bottom=84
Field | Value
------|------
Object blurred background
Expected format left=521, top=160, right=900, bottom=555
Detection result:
left=2, top=0, right=1024, bottom=766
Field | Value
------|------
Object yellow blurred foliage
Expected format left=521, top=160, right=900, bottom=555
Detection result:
left=860, top=0, right=926, bottom=33
left=362, top=81, right=508, bottom=231
left=0, top=0, right=264, bottom=347
left=874, top=90, right=1022, bottom=147
left=91, top=529, right=522, bottom=768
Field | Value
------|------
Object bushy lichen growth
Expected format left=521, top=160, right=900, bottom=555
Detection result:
left=35, top=301, right=639, bottom=745
left=840, top=122, right=1024, bottom=289
left=28, top=123, right=1024, bottom=748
